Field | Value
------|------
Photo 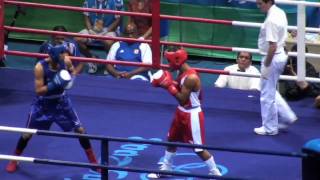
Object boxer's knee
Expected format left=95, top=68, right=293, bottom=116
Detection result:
left=75, top=127, right=86, bottom=134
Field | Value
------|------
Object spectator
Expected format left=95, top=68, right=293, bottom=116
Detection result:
left=282, top=44, right=320, bottom=101
left=214, top=51, right=260, bottom=90
left=105, top=23, right=152, bottom=81
left=75, top=0, right=124, bottom=74
left=127, top=0, right=152, bottom=40
left=39, top=25, right=83, bottom=74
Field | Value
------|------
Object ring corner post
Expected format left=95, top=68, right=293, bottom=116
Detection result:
left=101, top=139, right=109, bottom=180
left=302, top=139, right=320, bottom=180
left=151, top=0, right=160, bottom=69
left=0, top=0, right=4, bottom=61
left=296, top=3, right=306, bottom=82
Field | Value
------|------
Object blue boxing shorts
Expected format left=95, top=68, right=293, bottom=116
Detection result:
left=26, top=94, right=81, bottom=132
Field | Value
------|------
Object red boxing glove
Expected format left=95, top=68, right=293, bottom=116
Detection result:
left=151, top=70, right=178, bottom=96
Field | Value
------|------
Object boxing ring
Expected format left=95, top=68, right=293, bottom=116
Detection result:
left=0, top=68, right=318, bottom=180
left=1, top=0, right=320, bottom=180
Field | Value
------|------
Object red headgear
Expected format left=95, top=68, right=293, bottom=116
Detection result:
left=164, top=48, right=188, bottom=70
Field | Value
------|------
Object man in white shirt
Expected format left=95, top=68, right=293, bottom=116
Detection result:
left=254, top=0, right=297, bottom=136
left=215, top=51, right=260, bottom=90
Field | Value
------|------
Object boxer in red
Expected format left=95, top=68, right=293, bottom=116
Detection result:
left=148, top=47, right=222, bottom=178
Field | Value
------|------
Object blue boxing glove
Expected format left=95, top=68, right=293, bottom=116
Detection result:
left=47, top=70, right=72, bottom=92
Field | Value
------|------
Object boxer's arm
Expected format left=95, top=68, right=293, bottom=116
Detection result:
left=34, top=63, right=47, bottom=96
left=64, top=56, right=76, bottom=76
left=63, top=56, right=76, bottom=89
left=175, top=74, right=199, bottom=106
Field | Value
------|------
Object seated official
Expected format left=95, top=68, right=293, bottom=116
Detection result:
left=105, top=23, right=152, bottom=81
left=215, top=51, right=260, bottom=90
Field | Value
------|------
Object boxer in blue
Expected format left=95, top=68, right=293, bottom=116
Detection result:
left=6, top=44, right=99, bottom=173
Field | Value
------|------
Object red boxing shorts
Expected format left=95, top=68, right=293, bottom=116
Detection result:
left=168, top=106, right=205, bottom=152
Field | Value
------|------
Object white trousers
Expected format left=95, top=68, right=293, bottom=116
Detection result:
left=260, top=51, right=297, bottom=132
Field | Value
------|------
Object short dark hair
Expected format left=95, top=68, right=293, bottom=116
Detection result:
left=52, top=25, right=67, bottom=32
left=262, top=0, right=275, bottom=4
left=166, top=46, right=183, bottom=52
left=237, top=51, right=252, bottom=61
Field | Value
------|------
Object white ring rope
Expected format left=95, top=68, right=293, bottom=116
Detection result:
left=233, top=21, right=320, bottom=34
left=232, top=48, right=320, bottom=59
left=245, top=0, right=320, bottom=7
left=0, top=154, right=35, bottom=162
left=3, top=0, right=320, bottom=84
left=0, top=126, right=37, bottom=134
left=231, top=71, right=320, bottom=83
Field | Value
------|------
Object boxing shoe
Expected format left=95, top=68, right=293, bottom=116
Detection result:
left=254, top=126, right=278, bottom=136
left=147, top=162, right=172, bottom=179
left=278, top=118, right=298, bottom=131
left=209, top=168, right=222, bottom=176
left=6, top=160, right=18, bottom=173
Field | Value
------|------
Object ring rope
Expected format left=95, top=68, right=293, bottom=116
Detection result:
left=3, top=1, right=320, bottom=82
left=0, top=125, right=306, bottom=158
left=4, top=0, right=150, bottom=18
left=1, top=1, right=318, bottom=179
left=5, top=49, right=320, bottom=83
left=0, top=154, right=245, bottom=180
left=246, top=0, right=320, bottom=7
left=5, top=26, right=320, bottom=60
left=4, top=0, right=320, bottom=33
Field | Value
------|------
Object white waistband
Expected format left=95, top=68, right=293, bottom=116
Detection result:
left=178, top=106, right=201, bottom=113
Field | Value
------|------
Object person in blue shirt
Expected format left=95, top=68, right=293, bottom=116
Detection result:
left=39, top=25, right=83, bottom=74
left=75, top=0, right=124, bottom=74
left=105, top=23, right=152, bottom=81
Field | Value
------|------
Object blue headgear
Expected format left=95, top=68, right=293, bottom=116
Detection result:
left=48, top=44, right=68, bottom=63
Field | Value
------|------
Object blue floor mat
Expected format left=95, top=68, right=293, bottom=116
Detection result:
left=0, top=68, right=318, bottom=180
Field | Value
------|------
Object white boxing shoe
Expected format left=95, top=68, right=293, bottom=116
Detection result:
left=254, top=126, right=278, bottom=136
left=279, top=118, right=298, bottom=130
left=208, top=168, right=222, bottom=180
left=147, top=162, right=172, bottom=179
left=209, top=168, right=222, bottom=176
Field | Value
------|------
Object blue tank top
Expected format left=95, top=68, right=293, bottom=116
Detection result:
left=40, top=60, right=67, bottom=96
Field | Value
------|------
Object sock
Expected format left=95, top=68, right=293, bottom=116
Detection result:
left=85, top=148, right=98, bottom=164
left=79, top=137, right=91, bottom=150
left=14, top=149, right=22, bottom=156
left=204, top=156, right=218, bottom=171
left=163, top=150, right=175, bottom=164
left=14, top=136, right=30, bottom=156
